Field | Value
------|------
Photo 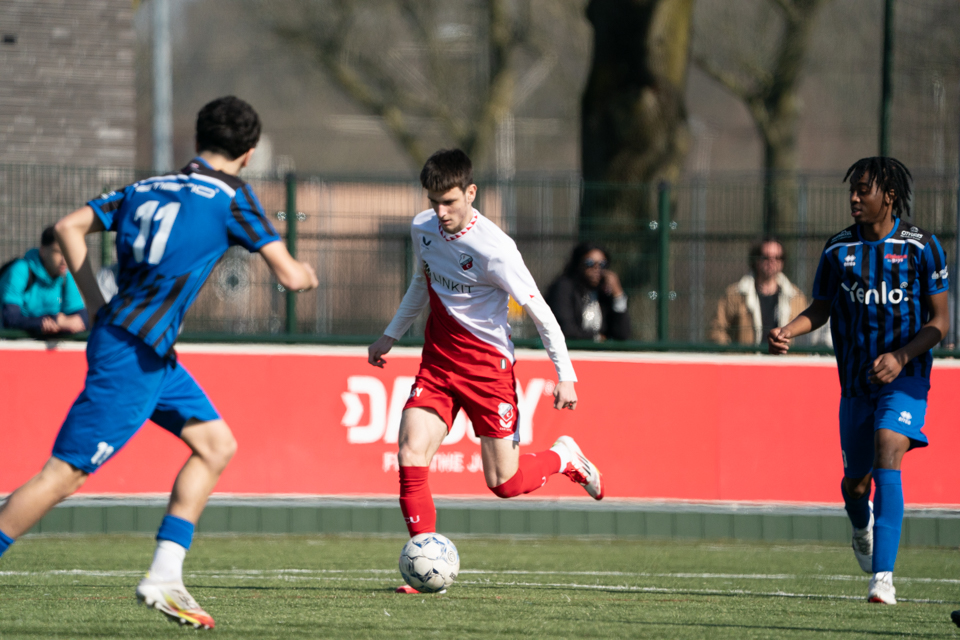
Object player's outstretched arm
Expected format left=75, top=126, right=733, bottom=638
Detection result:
left=54, top=206, right=106, bottom=320
left=259, top=241, right=318, bottom=292
left=870, top=291, right=950, bottom=384
left=769, top=299, right=831, bottom=354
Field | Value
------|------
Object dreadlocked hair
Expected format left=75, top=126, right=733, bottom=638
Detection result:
left=843, top=157, right=913, bottom=219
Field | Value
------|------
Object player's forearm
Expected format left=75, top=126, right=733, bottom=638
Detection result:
left=384, top=273, right=429, bottom=339
left=54, top=220, right=106, bottom=318
left=524, top=294, right=577, bottom=382
left=891, top=318, right=949, bottom=366
left=783, top=301, right=831, bottom=337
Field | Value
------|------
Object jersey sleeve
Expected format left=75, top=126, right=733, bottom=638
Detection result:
left=812, top=249, right=838, bottom=301
left=383, top=227, right=429, bottom=339
left=61, top=273, right=86, bottom=315
left=227, top=185, right=282, bottom=252
left=486, top=242, right=540, bottom=304
left=920, top=235, right=949, bottom=296
left=87, top=188, right=128, bottom=231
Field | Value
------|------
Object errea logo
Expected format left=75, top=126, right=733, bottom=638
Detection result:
left=844, top=254, right=856, bottom=267
left=899, top=411, right=912, bottom=426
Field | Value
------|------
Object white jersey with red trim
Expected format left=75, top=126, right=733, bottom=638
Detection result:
left=384, top=208, right=576, bottom=381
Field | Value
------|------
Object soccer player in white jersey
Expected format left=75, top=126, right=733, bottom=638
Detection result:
left=368, top=150, right=603, bottom=592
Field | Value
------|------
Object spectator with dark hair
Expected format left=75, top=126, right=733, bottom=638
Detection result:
left=709, top=237, right=823, bottom=347
left=0, top=226, right=88, bottom=335
left=546, top=242, right=630, bottom=341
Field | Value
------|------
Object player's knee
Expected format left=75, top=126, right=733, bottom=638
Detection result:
left=843, top=476, right=870, bottom=500
left=487, top=472, right=521, bottom=499
left=398, top=443, right=428, bottom=467
left=200, top=430, right=237, bottom=470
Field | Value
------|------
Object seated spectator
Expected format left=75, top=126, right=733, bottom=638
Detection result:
left=546, top=241, right=630, bottom=341
left=710, top=237, right=826, bottom=347
left=0, top=226, right=88, bottom=335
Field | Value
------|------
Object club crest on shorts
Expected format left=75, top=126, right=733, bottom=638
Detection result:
left=497, top=402, right=515, bottom=431
left=459, top=253, right=474, bottom=271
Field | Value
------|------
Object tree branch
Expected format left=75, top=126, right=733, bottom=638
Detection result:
left=693, top=53, right=754, bottom=101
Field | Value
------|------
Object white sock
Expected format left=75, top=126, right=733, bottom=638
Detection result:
left=873, top=571, right=893, bottom=584
left=550, top=444, right=573, bottom=473
left=148, top=540, right=186, bottom=583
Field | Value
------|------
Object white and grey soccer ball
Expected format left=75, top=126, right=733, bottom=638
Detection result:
left=398, top=533, right=460, bottom=593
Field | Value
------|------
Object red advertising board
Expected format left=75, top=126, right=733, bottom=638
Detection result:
left=2, top=342, right=959, bottom=505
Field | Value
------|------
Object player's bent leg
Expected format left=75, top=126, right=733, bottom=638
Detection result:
left=398, top=408, right=448, bottom=537
left=0, top=457, right=88, bottom=545
left=167, top=419, right=236, bottom=523
left=481, top=436, right=559, bottom=498
left=481, top=436, right=604, bottom=500
left=137, top=418, right=231, bottom=629
left=842, top=475, right=874, bottom=573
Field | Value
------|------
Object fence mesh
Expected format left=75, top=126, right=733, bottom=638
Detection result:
left=1, top=164, right=957, bottom=349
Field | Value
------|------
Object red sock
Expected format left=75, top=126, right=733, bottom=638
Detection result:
left=490, top=450, right=562, bottom=498
left=399, top=466, right=436, bottom=536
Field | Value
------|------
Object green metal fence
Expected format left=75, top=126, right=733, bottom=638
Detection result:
left=1, top=163, right=958, bottom=351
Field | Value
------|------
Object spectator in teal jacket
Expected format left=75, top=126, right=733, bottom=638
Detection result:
left=0, top=226, right=88, bottom=335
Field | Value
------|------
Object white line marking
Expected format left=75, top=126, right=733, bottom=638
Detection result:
left=2, top=568, right=959, bottom=586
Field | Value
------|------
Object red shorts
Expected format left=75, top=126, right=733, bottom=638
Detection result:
left=403, top=363, right=519, bottom=440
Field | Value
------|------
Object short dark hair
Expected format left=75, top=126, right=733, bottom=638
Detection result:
left=843, top=157, right=913, bottom=219
left=563, top=241, right=610, bottom=279
left=41, top=226, right=56, bottom=247
left=195, top=96, right=261, bottom=160
left=420, top=149, right=473, bottom=192
left=748, top=237, right=784, bottom=273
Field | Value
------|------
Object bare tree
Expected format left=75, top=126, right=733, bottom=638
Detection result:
left=693, top=0, right=828, bottom=232
left=252, top=0, right=579, bottom=170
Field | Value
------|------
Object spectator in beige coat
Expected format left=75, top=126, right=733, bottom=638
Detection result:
left=710, top=238, right=828, bottom=347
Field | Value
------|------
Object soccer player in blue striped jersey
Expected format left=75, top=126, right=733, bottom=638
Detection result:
left=0, top=96, right=318, bottom=628
left=770, top=157, right=950, bottom=605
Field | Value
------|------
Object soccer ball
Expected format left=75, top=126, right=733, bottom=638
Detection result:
left=398, top=533, right=460, bottom=593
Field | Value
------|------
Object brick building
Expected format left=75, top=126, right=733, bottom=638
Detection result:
left=0, top=0, right=135, bottom=167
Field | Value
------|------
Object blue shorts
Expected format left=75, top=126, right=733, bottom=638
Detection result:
left=52, top=325, right=220, bottom=473
left=839, top=375, right=929, bottom=478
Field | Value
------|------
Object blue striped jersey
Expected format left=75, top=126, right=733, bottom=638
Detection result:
left=813, top=218, right=949, bottom=397
left=88, top=157, right=280, bottom=358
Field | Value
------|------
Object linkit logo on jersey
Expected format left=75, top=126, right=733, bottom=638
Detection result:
left=459, top=253, right=474, bottom=271
left=422, top=260, right=475, bottom=294
left=932, top=267, right=949, bottom=281
left=498, top=403, right=515, bottom=431
left=840, top=280, right=908, bottom=305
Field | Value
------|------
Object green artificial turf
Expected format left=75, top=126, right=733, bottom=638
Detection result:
left=1, top=534, right=959, bottom=638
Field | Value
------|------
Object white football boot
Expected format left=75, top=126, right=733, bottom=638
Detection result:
left=136, top=575, right=215, bottom=629
left=851, top=502, right=874, bottom=573
left=867, top=571, right=896, bottom=605
left=552, top=436, right=604, bottom=500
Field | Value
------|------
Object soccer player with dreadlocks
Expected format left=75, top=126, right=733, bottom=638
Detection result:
left=769, top=157, right=949, bottom=604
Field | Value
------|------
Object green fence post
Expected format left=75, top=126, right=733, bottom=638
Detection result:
left=657, top=182, right=671, bottom=342
left=285, top=172, right=298, bottom=335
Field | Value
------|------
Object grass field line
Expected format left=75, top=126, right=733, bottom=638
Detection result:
left=3, top=568, right=959, bottom=587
